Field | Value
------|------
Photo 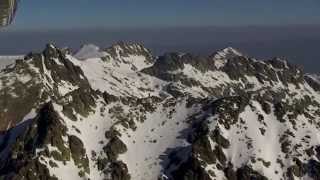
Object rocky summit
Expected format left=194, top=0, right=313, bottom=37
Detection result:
left=0, top=42, right=319, bottom=180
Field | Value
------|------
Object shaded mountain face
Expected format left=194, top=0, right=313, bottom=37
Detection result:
left=0, top=42, right=319, bottom=180
left=305, top=74, right=320, bottom=92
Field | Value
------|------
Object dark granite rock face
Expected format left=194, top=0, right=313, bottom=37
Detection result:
left=164, top=96, right=248, bottom=180
left=269, top=61, right=304, bottom=87
left=307, top=160, right=320, bottom=179
left=221, top=56, right=257, bottom=81
left=4, top=160, right=57, bottom=180
left=305, top=75, right=320, bottom=91
left=69, top=135, right=90, bottom=173
left=0, top=102, right=94, bottom=179
left=171, top=156, right=212, bottom=180
left=209, top=96, right=250, bottom=129
left=61, top=88, right=97, bottom=120
left=0, top=43, right=94, bottom=131
left=103, top=91, right=120, bottom=104
left=108, top=161, right=131, bottom=180
left=142, top=52, right=219, bottom=86
left=0, top=103, right=65, bottom=180
left=142, top=48, right=306, bottom=103
left=165, top=83, right=320, bottom=179
left=0, top=58, right=46, bottom=131
left=220, top=56, right=304, bottom=86
left=234, top=166, right=268, bottom=180
left=210, top=129, right=230, bottom=149
left=40, top=44, right=90, bottom=90
left=141, top=53, right=186, bottom=82
left=105, top=42, right=154, bottom=64
left=0, top=43, right=320, bottom=180
left=224, top=164, right=269, bottom=180
left=103, top=136, right=128, bottom=161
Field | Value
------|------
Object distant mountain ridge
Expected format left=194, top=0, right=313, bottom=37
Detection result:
left=0, top=42, right=319, bottom=180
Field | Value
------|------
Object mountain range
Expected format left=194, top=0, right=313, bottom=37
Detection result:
left=0, top=42, right=319, bottom=180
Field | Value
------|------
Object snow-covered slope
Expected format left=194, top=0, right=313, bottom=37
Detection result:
left=74, top=44, right=108, bottom=60
left=305, top=74, right=320, bottom=92
left=0, top=55, right=24, bottom=69
left=307, top=74, right=320, bottom=84
left=0, top=43, right=319, bottom=180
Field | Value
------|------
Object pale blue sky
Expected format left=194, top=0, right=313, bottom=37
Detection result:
left=8, top=0, right=320, bottom=30
left=1, top=1, right=320, bottom=73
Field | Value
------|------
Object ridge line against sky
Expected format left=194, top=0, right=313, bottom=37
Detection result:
left=0, top=24, right=320, bottom=73
left=0, top=1, right=319, bottom=73
left=3, top=23, right=320, bottom=33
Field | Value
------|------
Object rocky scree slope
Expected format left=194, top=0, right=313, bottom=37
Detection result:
left=0, top=43, right=319, bottom=180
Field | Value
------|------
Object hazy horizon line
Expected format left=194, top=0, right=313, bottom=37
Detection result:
left=3, top=23, right=320, bottom=33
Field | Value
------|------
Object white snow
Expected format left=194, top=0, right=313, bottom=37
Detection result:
left=307, top=74, right=320, bottom=84
left=40, top=155, right=81, bottom=180
left=204, top=98, right=320, bottom=180
left=21, top=109, right=37, bottom=123
left=67, top=54, right=165, bottom=98
left=1, top=44, right=320, bottom=180
left=117, top=99, right=199, bottom=180
left=0, top=56, right=23, bottom=70
left=74, top=44, right=108, bottom=60
left=48, top=100, right=115, bottom=180
left=213, top=47, right=243, bottom=60
left=168, top=64, right=242, bottom=97
left=57, top=80, right=79, bottom=96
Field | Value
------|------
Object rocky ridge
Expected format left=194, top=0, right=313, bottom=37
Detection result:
left=0, top=42, right=319, bottom=180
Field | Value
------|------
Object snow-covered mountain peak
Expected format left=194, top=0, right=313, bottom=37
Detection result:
left=44, top=43, right=59, bottom=53
left=42, top=43, right=61, bottom=59
left=209, top=47, right=244, bottom=69
left=0, top=42, right=320, bottom=180
left=107, top=42, right=149, bottom=54
left=212, top=47, right=243, bottom=59
left=46, top=43, right=57, bottom=49
left=74, top=44, right=107, bottom=60
left=105, top=42, right=153, bottom=61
